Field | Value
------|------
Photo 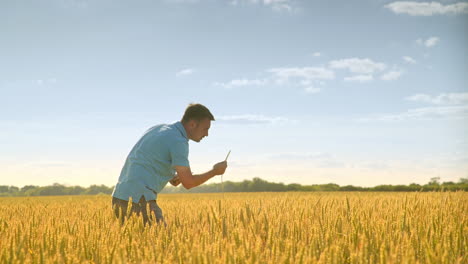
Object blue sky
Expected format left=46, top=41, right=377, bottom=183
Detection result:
left=1, top=0, right=467, bottom=187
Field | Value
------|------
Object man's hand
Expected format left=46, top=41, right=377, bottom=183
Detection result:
left=174, top=162, right=228, bottom=190
left=169, top=175, right=181, bottom=186
left=213, top=161, right=228, bottom=176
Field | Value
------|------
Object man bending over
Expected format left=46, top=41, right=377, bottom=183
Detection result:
left=111, top=103, right=228, bottom=225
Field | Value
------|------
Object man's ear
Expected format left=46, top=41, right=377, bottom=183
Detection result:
left=189, top=120, right=199, bottom=129
left=187, top=120, right=194, bottom=129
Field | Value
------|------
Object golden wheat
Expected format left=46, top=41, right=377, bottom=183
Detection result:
left=0, top=192, right=466, bottom=263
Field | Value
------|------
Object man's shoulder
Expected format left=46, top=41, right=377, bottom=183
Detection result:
left=144, top=124, right=164, bottom=134
left=145, top=123, right=173, bottom=137
left=146, top=122, right=186, bottom=141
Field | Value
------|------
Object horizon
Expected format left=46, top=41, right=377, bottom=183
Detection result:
left=1, top=0, right=467, bottom=188
left=2, top=175, right=466, bottom=190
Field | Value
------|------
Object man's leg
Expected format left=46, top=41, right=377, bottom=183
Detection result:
left=135, top=197, right=165, bottom=226
left=136, top=196, right=150, bottom=225
left=112, top=196, right=146, bottom=225
left=112, top=196, right=129, bottom=224
left=112, top=196, right=165, bottom=226
left=148, top=200, right=166, bottom=226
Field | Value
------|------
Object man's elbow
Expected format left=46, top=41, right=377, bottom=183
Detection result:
left=181, top=181, right=195, bottom=190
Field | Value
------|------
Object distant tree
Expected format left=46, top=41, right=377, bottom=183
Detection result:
left=9, top=186, right=20, bottom=193
left=373, top=185, right=392, bottom=192
left=84, top=185, right=113, bottom=195
left=24, top=188, right=39, bottom=196
left=340, top=185, right=363, bottom=191
left=69, top=186, right=86, bottom=195
left=318, top=183, right=340, bottom=191
left=442, top=181, right=455, bottom=186
left=429, top=177, right=440, bottom=185
left=249, top=177, right=269, bottom=192
left=286, top=183, right=301, bottom=191
left=36, top=183, right=67, bottom=196
left=408, top=183, right=422, bottom=192
left=21, top=185, right=38, bottom=193
left=4, top=177, right=468, bottom=197
left=459, top=178, right=468, bottom=184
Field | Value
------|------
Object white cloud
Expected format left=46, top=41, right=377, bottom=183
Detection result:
left=403, top=56, right=417, bottom=64
left=359, top=105, right=468, bottom=122
left=417, top=37, right=440, bottom=49
left=329, top=58, right=386, bottom=74
left=176, top=68, right=195, bottom=76
left=360, top=92, right=468, bottom=121
left=214, top=66, right=333, bottom=93
left=380, top=70, right=403, bottom=81
left=268, top=67, right=335, bottom=84
left=405, top=93, right=468, bottom=105
left=312, top=52, right=321, bottom=57
left=424, top=37, right=440, bottom=47
left=344, top=75, right=373, bottom=82
left=217, top=114, right=290, bottom=125
left=265, top=0, right=293, bottom=12
left=304, top=87, right=321, bottom=94
left=214, top=78, right=268, bottom=89
left=35, top=78, right=58, bottom=86
left=385, top=1, right=468, bottom=16
left=164, top=0, right=200, bottom=3
left=231, top=0, right=295, bottom=12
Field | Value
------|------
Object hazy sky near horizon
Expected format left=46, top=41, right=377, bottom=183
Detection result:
left=1, top=0, right=467, bottom=188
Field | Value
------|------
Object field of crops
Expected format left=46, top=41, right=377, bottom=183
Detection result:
left=0, top=192, right=466, bottom=263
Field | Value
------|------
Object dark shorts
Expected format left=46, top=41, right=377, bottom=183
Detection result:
left=112, top=196, right=165, bottom=225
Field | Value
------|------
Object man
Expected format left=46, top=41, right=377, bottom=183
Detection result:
left=111, top=103, right=228, bottom=225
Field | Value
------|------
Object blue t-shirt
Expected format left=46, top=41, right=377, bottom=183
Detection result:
left=112, top=121, right=190, bottom=202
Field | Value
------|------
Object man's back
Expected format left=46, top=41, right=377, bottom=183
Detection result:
left=112, top=122, right=189, bottom=202
left=111, top=103, right=227, bottom=226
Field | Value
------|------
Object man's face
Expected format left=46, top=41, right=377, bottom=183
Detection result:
left=189, top=118, right=211, bottom=142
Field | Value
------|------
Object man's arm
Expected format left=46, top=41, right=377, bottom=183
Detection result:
left=174, top=161, right=227, bottom=190
left=169, top=175, right=181, bottom=186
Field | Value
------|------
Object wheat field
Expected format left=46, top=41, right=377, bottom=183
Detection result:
left=0, top=192, right=466, bottom=263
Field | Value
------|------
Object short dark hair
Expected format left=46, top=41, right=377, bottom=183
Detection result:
left=181, top=103, right=215, bottom=123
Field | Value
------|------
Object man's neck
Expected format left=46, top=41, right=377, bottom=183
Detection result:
left=181, top=121, right=191, bottom=140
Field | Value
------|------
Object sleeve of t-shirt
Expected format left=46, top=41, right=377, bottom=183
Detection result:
left=169, top=140, right=190, bottom=168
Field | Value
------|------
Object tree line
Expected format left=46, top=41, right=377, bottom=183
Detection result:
left=0, top=177, right=466, bottom=197
left=163, top=177, right=468, bottom=193
left=0, top=184, right=112, bottom=197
